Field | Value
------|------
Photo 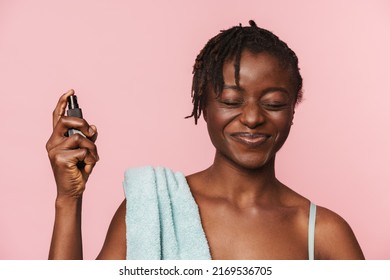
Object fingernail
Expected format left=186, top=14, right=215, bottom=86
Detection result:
left=65, top=89, right=74, bottom=95
left=89, top=126, right=96, bottom=136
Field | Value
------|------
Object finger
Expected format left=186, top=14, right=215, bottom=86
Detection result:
left=61, top=133, right=99, bottom=162
left=71, top=148, right=96, bottom=177
left=52, top=89, right=74, bottom=129
left=48, top=145, right=97, bottom=179
left=47, top=116, right=87, bottom=151
left=46, top=119, right=98, bottom=155
left=78, top=135, right=99, bottom=162
left=63, top=148, right=96, bottom=178
left=47, top=129, right=99, bottom=163
left=83, top=161, right=95, bottom=177
left=55, top=115, right=96, bottom=138
left=88, top=125, right=98, bottom=143
left=48, top=147, right=88, bottom=170
left=82, top=151, right=98, bottom=176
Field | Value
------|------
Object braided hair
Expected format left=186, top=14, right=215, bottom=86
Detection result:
left=187, top=20, right=303, bottom=124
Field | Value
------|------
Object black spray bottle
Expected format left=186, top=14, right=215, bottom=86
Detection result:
left=67, top=95, right=85, bottom=137
left=67, top=95, right=87, bottom=169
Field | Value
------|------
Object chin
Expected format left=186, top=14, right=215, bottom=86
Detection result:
left=230, top=153, right=275, bottom=171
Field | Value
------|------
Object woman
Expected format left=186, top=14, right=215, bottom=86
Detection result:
left=46, top=21, right=364, bottom=259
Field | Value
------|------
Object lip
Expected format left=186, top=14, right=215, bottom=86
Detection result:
left=230, top=132, right=270, bottom=147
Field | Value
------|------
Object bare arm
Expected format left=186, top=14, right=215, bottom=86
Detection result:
left=49, top=196, right=83, bottom=259
left=46, top=90, right=99, bottom=259
left=315, top=206, right=365, bottom=260
left=96, top=199, right=127, bottom=259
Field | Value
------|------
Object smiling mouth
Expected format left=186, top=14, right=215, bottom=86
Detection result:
left=230, top=132, right=270, bottom=147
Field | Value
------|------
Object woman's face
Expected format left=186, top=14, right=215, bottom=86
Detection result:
left=204, top=50, right=296, bottom=170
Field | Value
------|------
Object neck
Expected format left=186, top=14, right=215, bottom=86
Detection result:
left=204, top=152, right=281, bottom=208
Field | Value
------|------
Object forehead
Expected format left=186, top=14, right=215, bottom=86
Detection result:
left=222, top=50, right=294, bottom=89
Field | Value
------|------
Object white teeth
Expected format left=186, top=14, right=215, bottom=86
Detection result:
left=239, top=135, right=266, bottom=140
left=234, top=135, right=268, bottom=145
left=240, top=137, right=263, bottom=141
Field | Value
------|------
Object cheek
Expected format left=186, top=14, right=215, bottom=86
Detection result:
left=207, top=107, right=239, bottom=127
left=206, top=111, right=225, bottom=141
left=270, top=111, right=294, bottom=148
left=205, top=107, right=238, bottom=144
left=269, top=106, right=294, bottom=126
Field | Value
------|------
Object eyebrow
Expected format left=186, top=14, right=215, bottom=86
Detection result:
left=263, top=87, right=290, bottom=95
left=223, top=84, right=243, bottom=91
left=223, top=84, right=290, bottom=95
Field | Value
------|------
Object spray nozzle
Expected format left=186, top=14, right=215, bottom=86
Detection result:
left=67, top=95, right=79, bottom=110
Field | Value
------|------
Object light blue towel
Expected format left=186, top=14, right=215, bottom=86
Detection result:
left=123, top=166, right=211, bottom=260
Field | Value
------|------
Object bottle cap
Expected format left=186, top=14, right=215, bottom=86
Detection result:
left=67, top=95, right=79, bottom=109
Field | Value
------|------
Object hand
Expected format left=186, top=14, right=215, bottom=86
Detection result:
left=46, top=89, right=99, bottom=199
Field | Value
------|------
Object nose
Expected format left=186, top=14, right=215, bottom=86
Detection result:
left=239, top=102, right=265, bottom=128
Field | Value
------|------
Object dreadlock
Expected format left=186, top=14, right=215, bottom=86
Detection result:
left=187, top=20, right=303, bottom=124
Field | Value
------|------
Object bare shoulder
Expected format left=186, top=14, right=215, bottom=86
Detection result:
left=315, top=206, right=364, bottom=259
left=186, top=169, right=209, bottom=196
left=96, top=199, right=126, bottom=260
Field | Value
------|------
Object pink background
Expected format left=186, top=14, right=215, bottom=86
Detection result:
left=0, top=0, right=389, bottom=259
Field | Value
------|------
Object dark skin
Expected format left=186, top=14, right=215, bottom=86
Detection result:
left=47, top=51, right=364, bottom=259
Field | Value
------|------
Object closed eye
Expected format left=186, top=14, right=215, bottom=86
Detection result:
left=262, top=102, right=288, bottom=110
left=219, top=99, right=243, bottom=107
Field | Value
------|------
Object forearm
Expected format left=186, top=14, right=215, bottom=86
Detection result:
left=49, top=196, right=83, bottom=259
left=47, top=91, right=99, bottom=259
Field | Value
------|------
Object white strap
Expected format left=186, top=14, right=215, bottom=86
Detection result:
left=308, top=202, right=317, bottom=260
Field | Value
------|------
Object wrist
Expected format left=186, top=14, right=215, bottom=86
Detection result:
left=55, top=194, right=83, bottom=209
